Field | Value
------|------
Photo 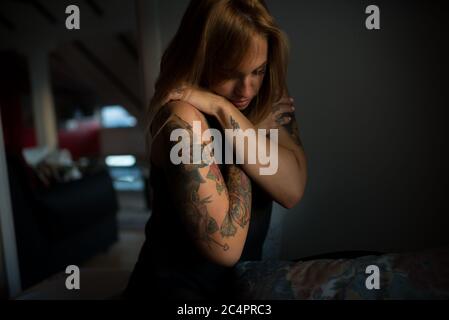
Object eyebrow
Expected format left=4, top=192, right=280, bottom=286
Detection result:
left=230, top=61, right=268, bottom=77
left=253, top=61, right=267, bottom=71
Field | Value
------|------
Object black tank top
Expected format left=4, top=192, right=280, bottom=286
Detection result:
left=125, top=115, right=273, bottom=300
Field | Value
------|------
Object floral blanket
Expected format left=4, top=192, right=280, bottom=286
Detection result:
left=233, top=247, right=449, bottom=299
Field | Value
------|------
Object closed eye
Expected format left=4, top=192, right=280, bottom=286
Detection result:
left=253, top=68, right=266, bottom=76
left=252, top=62, right=267, bottom=76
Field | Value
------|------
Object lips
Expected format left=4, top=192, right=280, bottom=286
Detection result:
left=231, top=98, right=250, bottom=108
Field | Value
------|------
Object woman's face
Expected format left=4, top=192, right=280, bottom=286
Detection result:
left=210, top=34, right=268, bottom=111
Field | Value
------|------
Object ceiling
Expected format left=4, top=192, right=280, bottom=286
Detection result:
left=0, top=0, right=143, bottom=122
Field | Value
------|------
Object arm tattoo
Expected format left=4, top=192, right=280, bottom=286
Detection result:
left=162, top=114, right=252, bottom=253
left=273, top=104, right=303, bottom=147
left=164, top=115, right=229, bottom=251
left=206, top=165, right=226, bottom=196
left=230, top=116, right=240, bottom=130
left=220, top=165, right=251, bottom=238
left=284, top=113, right=303, bottom=147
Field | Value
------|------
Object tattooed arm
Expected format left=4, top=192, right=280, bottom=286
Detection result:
left=165, top=86, right=307, bottom=209
left=158, top=101, right=251, bottom=267
left=214, top=99, right=307, bottom=209
left=265, top=96, right=308, bottom=186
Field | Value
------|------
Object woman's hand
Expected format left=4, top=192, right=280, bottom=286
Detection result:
left=163, top=84, right=224, bottom=116
left=255, top=96, right=295, bottom=131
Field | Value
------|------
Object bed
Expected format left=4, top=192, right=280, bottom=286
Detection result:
left=233, top=246, right=449, bottom=299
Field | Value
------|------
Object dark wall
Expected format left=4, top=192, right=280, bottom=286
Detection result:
left=266, top=0, right=449, bottom=258
left=155, top=0, right=449, bottom=259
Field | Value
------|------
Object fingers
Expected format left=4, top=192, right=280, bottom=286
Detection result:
left=273, top=104, right=295, bottom=118
left=162, top=85, right=190, bottom=105
left=275, top=114, right=292, bottom=126
left=275, top=96, right=294, bottom=106
left=273, top=96, right=295, bottom=111
left=171, top=86, right=187, bottom=100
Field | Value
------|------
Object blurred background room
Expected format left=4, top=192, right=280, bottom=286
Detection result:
left=0, top=0, right=153, bottom=299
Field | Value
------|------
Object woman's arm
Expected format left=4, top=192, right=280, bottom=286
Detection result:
left=214, top=99, right=307, bottom=209
left=255, top=95, right=308, bottom=198
left=159, top=102, right=252, bottom=266
left=164, top=86, right=307, bottom=208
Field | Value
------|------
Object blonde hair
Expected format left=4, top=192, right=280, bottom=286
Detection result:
left=146, top=0, right=290, bottom=138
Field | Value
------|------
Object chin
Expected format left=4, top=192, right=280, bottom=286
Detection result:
left=235, top=104, right=249, bottom=111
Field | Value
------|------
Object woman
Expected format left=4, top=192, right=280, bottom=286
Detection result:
left=125, top=0, right=307, bottom=300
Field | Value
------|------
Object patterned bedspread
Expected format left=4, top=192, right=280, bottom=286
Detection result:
left=233, top=247, right=449, bottom=299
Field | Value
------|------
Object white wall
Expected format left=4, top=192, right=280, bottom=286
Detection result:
left=100, top=127, right=146, bottom=160
left=0, top=112, right=22, bottom=298
left=0, top=224, right=7, bottom=299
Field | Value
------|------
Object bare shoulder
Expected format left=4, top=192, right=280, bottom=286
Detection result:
left=152, top=101, right=209, bottom=136
left=166, top=101, right=208, bottom=127
left=151, top=101, right=210, bottom=166
left=162, top=101, right=212, bottom=142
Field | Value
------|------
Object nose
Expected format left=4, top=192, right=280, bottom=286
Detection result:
left=235, top=76, right=253, bottom=99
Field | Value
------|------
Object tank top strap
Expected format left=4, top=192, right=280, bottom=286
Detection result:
left=151, top=113, right=175, bottom=143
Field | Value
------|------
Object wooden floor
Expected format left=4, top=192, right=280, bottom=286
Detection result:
left=81, top=229, right=146, bottom=271
left=81, top=190, right=150, bottom=271
left=14, top=190, right=150, bottom=300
